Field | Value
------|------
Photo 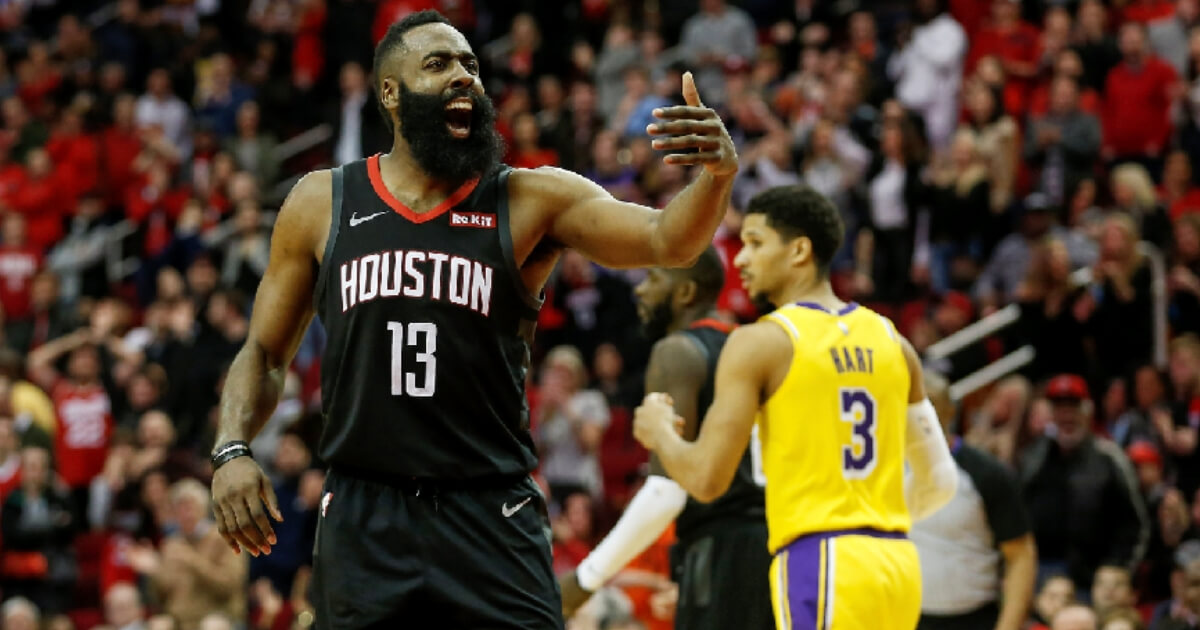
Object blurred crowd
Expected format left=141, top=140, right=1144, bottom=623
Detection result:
left=0, top=0, right=1198, bottom=629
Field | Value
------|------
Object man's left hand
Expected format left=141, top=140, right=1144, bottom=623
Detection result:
left=647, top=72, right=738, bottom=176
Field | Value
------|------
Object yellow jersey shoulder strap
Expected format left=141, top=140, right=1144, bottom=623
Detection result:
left=762, top=307, right=802, bottom=344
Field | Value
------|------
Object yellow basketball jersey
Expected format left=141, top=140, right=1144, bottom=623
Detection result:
left=758, top=302, right=912, bottom=553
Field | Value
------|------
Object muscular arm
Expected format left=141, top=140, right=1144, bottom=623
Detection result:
left=211, top=171, right=328, bottom=558
left=214, top=171, right=328, bottom=446
left=644, top=324, right=780, bottom=502
left=519, top=167, right=734, bottom=269
left=568, top=335, right=706, bottom=599
left=996, top=534, right=1037, bottom=630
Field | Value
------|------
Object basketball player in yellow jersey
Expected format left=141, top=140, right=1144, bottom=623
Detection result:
left=633, top=185, right=960, bottom=630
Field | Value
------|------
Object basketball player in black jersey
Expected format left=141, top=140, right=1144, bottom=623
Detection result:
left=557, top=247, right=772, bottom=630
left=208, top=9, right=737, bottom=629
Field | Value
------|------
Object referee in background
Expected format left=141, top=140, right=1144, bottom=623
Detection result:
left=911, top=373, right=1039, bottom=630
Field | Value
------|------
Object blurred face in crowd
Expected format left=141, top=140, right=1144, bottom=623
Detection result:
left=513, top=112, right=540, bottom=149
left=1119, top=23, right=1148, bottom=62
left=536, top=75, right=563, bottom=110
left=1044, top=7, right=1072, bottom=41
left=591, top=130, right=621, bottom=172
left=1079, top=0, right=1107, bottom=36
left=563, top=492, right=593, bottom=539
left=138, top=411, right=174, bottom=449
left=1052, top=606, right=1097, bottom=630
left=1180, top=0, right=1199, bottom=23
left=1169, top=342, right=1200, bottom=394
left=274, top=433, right=311, bottom=478
left=1055, top=49, right=1085, bottom=79
left=30, top=272, right=58, bottom=311
left=68, top=344, right=101, bottom=383
left=147, top=69, right=171, bottom=98
left=991, top=0, right=1020, bottom=26
left=187, top=257, right=218, bottom=297
left=128, top=373, right=161, bottom=410
left=1092, top=566, right=1134, bottom=613
left=1191, top=28, right=1200, bottom=62
left=1046, top=240, right=1071, bottom=282
left=26, top=148, right=52, bottom=178
left=592, top=343, right=623, bottom=383
left=1099, top=219, right=1135, bottom=262
left=848, top=11, right=875, bottom=43
left=810, top=119, right=836, bottom=157
left=1185, top=560, right=1200, bottom=614
left=1050, top=396, right=1091, bottom=451
left=104, top=582, right=144, bottom=627
left=1176, top=219, right=1195, bottom=261
left=965, top=81, right=997, bottom=124
left=1038, top=577, right=1076, bottom=624
left=147, top=615, right=178, bottom=630
left=1164, top=151, right=1193, bottom=186
left=20, top=447, right=50, bottom=492
left=377, top=22, right=504, bottom=182
left=1049, top=77, right=1079, bottom=115
left=950, top=130, right=978, bottom=169
left=0, top=418, right=16, bottom=459
left=2, top=606, right=37, bottom=630
left=1134, top=366, right=1165, bottom=409
left=236, top=101, right=260, bottom=136
left=1103, top=379, right=1128, bottom=421
left=880, top=122, right=905, bottom=160
left=2, top=213, right=25, bottom=247
left=156, top=267, right=185, bottom=301
left=172, top=487, right=207, bottom=535
left=339, top=61, right=365, bottom=96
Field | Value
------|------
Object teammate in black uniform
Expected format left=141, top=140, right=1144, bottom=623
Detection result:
left=208, top=9, right=737, bottom=629
left=560, top=248, right=772, bottom=630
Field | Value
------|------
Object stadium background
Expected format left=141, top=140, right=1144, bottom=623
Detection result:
left=0, top=0, right=1199, bottom=628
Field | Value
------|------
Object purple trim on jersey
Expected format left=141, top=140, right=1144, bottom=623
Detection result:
left=779, top=528, right=908, bottom=628
left=782, top=537, right=821, bottom=630
left=794, top=301, right=859, bottom=316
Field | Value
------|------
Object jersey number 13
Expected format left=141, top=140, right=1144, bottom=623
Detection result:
left=387, top=322, right=437, bottom=397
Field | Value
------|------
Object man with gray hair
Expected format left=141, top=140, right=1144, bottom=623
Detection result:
left=1, top=597, right=41, bottom=630
left=103, top=582, right=146, bottom=630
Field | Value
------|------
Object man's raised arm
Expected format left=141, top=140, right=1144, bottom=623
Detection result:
left=210, top=170, right=330, bottom=558
left=512, top=72, right=738, bottom=269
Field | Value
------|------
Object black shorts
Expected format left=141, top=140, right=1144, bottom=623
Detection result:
left=671, top=521, right=774, bottom=630
left=310, top=467, right=562, bottom=630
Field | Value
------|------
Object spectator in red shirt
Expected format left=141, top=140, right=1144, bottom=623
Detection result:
left=99, top=94, right=143, bottom=208
left=0, top=139, right=25, bottom=207
left=1028, top=49, right=1103, bottom=117
left=1103, top=22, right=1181, bottom=169
left=44, top=106, right=99, bottom=201
left=967, top=0, right=1043, bottom=113
left=26, top=331, right=113, bottom=508
left=0, top=214, right=42, bottom=322
left=8, top=148, right=67, bottom=252
left=507, top=111, right=559, bottom=169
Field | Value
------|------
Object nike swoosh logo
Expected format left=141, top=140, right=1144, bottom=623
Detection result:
left=349, top=211, right=388, bottom=227
left=502, top=497, right=532, bottom=518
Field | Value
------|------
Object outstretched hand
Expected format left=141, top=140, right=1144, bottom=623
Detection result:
left=647, top=72, right=738, bottom=176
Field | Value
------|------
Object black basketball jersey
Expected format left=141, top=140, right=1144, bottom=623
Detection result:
left=674, top=321, right=766, bottom=542
left=313, top=156, right=541, bottom=479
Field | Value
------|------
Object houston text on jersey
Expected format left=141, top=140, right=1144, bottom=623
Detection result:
left=339, top=249, right=494, bottom=316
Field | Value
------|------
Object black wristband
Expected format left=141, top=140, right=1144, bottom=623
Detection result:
left=211, top=441, right=253, bottom=470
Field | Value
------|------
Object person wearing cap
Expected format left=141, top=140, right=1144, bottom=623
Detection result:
left=974, top=192, right=1097, bottom=311
left=1128, top=441, right=1169, bottom=509
left=1020, top=374, right=1150, bottom=593
left=913, top=372, right=1037, bottom=630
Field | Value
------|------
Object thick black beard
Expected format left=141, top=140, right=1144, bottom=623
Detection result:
left=639, top=300, right=674, bottom=344
left=398, top=82, right=504, bottom=183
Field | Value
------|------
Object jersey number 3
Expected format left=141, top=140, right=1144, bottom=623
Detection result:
left=387, top=322, right=437, bottom=397
left=839, top=388, right=877, bottom=478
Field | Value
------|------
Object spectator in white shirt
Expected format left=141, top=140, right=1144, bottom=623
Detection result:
left=888, top=0, right=967, bottom=150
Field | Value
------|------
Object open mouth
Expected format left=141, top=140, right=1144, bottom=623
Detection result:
left=445, top=98, right=473, bottom=139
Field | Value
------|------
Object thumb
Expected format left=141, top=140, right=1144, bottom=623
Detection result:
left=261, top=476, right=284, bottom=522
left=682, top=71, right=703, bottom=107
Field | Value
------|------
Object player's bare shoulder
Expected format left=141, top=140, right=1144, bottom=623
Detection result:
left=720, top=321, right=793, bottom=396
left=273, top=169, right=335, bottom=262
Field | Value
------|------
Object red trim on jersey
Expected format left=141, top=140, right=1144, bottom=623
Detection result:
left=366, top=154, right=480, bottom=224
left=689, top=318, right=735, bottom=334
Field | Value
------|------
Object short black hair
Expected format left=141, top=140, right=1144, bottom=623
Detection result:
left=372, top=10, right=453, bottom=132
left=672, top=246, right=725, bottom=305
left=745, top=185, right=844, bottom=277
